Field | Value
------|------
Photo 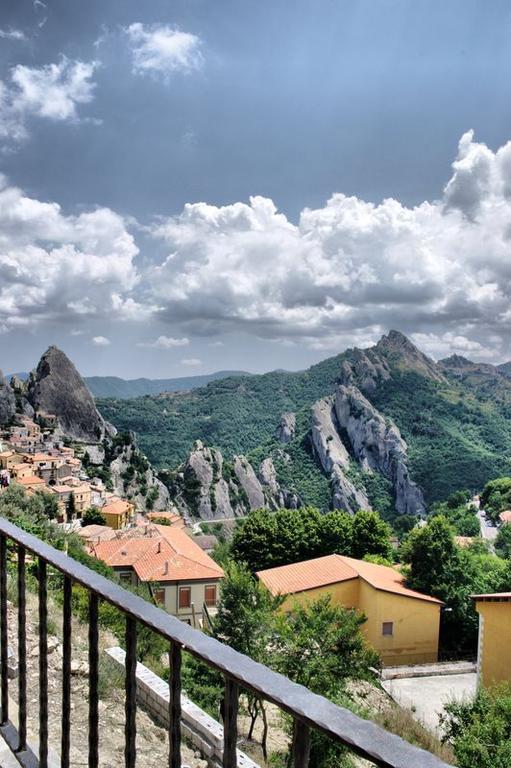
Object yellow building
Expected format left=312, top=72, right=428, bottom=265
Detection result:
left=472, top=592, right=511, bottom=688
left=257, top=554, right=443, bottom=666
left=101, top=498, right=135, bottom=529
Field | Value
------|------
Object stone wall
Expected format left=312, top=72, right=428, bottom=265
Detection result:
left=105, top=647, right=259, bottom=768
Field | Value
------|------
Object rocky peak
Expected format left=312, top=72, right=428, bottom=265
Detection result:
left=375, top=330, right=445, bottom=382
left=276, top=412, right=296, bottom=443
left=0, top=370, right=15, bottom=426
left=26, top=346, right=111, bottom=442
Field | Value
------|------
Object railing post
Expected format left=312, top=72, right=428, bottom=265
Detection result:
left=38, top=558, right=48, bottom=768
left=222, top=677, right=239, bottom=768
left=0, top=535, right=8, bottom=727
left=61, top=576, right=72, bottom=768
left=168, top=642, right=182, bottom=768
left=292, top=720, right=311, bottom=768
left=16, top=546, right=27, bottom=753
left=88, top=593, right=99, bottom=768
left=125, top=617, right=137, bottom=768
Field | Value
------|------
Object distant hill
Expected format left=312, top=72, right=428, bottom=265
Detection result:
left=84, top=370, right=250, bottom=398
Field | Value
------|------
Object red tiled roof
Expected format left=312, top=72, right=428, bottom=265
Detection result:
left=499, top=511, right=511, bottom=523
left=257, top=554, right=443, bottom=605
left=93, top=528, right=223, bottom=582
left=17, top=476, right=46, bottom=486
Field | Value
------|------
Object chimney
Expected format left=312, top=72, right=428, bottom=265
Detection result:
left=156, top=541, right=161, bottom=554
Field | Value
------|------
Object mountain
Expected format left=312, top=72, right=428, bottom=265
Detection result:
left=84, top=371, right=250, bottom=398
left=97, top=330, right=511, bottom=520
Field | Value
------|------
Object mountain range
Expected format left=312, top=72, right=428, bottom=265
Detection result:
left=7, top=370, right=250, bottom=399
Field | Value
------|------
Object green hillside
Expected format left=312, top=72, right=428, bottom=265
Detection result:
left=97, top=336, right=511, bottom=509
left=85, top=370, right=249, bottom=398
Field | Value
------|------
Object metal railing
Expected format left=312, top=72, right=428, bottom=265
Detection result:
left=0, top=517, right=454, bottom=768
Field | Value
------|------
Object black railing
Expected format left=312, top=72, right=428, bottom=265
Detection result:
left=0, top=517, right=454, bottom=768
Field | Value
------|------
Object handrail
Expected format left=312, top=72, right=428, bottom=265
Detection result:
left=0, top=517, right=454, bottom=768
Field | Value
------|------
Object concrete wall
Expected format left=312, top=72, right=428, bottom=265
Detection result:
left=105, top=647, right=258, bottom=768
left=475, top=599, right=511, bottom=687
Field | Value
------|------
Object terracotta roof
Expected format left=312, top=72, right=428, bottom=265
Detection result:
left=499, top=511, right=511, bottom=523
left=257, top=554, right=443, bottom=605
left=93, top=528, right=223, bottom=582
left=102, top=499, right=131, bottom=516
left=472, top=592, right=511, bottom=602
left=17, top=476, right=46, bottom=486
left=79, top=525, right=117, bottom=542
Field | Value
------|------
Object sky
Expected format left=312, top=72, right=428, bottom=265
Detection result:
left=1, top=0, right=511, bottom=377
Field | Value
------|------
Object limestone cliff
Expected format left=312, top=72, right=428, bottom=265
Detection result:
left=310, top=397, right=369, bottom=514
left=0, top=371, right=15, bottom=426
left=276, top=412, right=296, bottom=443
left=26, top=346, right=111, bottom=442
left=170, top=441, right=298, bottom=520
left=109, top=442, right=171, bottom=514
left=333, top=384, right=425, bottom=516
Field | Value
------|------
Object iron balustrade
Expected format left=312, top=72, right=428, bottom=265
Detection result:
left=0, top=517, right=455, bottom=768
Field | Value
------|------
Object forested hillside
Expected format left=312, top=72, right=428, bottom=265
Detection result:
left=98, top=332, right=511, bottom=513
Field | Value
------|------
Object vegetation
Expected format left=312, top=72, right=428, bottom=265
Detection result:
left=480, top=477, right=511, bottom=523
left=82, top=507, right=106, bottom=526
left=430, top=490, right=480, bottom=537
left=440, top=684, right=511, bottom=768
left=402, top=516, right=511, bottom=655
left=229, top=507, right=392, bottom=572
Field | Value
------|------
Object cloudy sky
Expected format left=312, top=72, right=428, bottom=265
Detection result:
left=1, top=0, right=511, bottom=377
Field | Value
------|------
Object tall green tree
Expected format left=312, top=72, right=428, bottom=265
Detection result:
left=351, top=510, right=392, bottom=560
left=495, top=524, right=511, bottom=559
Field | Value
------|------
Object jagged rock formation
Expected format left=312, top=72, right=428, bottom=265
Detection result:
left=311, top=397, right=369, bottom=513
left=26, top=346, right=112, bottom=442
left=340, top=330, right=445, bottom=393
left=0, top=371, right=16, bottom=426
left=110, top=442, right=170, bottom=514
left=276, top=412, right=296, bottom=443
left=334, top=385, right=425, bottom=516
left=171, top=441, right=298, bottom=520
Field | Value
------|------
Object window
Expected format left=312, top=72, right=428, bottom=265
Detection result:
left=178, top=586, right=191, bottom=609
left=204, top=585, right=217, bottom=606
left=382, top=621, right=394, bottom=636
left=119, top=572, right=132, bottom=585
left=153, top=588, right=165, bottom=605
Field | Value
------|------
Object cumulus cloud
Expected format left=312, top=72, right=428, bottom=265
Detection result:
left=92, top=336, right=111, bottom=346
left=125, top=23, right=203, bottom=79
left=144, top=132, right=511, bottom=360
left=0, top=175, right=139, bottom=331
left=0, top=57, right=98, bottom=142
left=137, top=335, right=189, bottom=349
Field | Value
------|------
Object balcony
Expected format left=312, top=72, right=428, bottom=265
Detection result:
left=0, top=517, right=454, bottom=768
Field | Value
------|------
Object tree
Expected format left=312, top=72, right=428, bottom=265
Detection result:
left=272, top=595, right=378, bottom=768
left=317, top=510, right=353, bottom=556
left=495, top=524, right=511, bottom=559
left=480, top=477, right=511, bottom=524
left=440, top=684, right=511, bottom=768
left=230, top=508, right=278, bottom=571
left=351, top=510, right=392, bottom=560
left=65, top=493, right=76, bottom=521
left=82, top=508, right=106, bottom=526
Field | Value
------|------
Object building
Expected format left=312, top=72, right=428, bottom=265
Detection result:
left=145, top=509, right=185, bottom=528
left=257, top=554, right=443, bottom=666
left=472, top=592, right=511, bottom=687
left=16, top=475, right=47, bottom=493
left=0, top=451, right=18, bottom=471
left=499, top=511, right=511, bottom=524
left=71, top=484, right=92, bottom=517
left=101, top=498, right=135, bottom=529
left=92, top=525, right=224, bottom=627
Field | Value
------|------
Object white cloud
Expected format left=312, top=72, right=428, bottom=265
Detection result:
left=181, top=358, right=201, bottom=366
left=0, top=175, right=139, bottom=331
left=137, top=335, right=189, bottom=349
left=125, top=23, right=203, bottom=79
left=92, top=336, right=111, bottom=346
left=145, top=132, right=511, bottom=361
left=0, top=57, right=98, bottom=142
left=0, top=29, right=26, bottom=41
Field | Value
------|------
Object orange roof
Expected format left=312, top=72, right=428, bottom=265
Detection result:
left=17, top=476, right=46, bottom=486
left=93, top=528, right=223, bottom=582
left=499, top=511, right=511, bottom=523
left=154, top=524, right=223, bottom=573
left=30, top=453, right=61, bottom=462
left=257, top=554, right=443, bottom=605
left=102, top=499, right=132, bottom=516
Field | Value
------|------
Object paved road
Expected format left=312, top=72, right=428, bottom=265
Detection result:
left=473, top=497, right=498, bottom=541
left=382, top=673, right=477, bottom=733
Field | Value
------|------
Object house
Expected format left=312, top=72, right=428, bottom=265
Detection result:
left=257, top=554, right=443, bottom=666
left=10, top=463, right=35, bottom=480
left=498, top=510, right=511, bottom=524
left=78, top=524, right=118, bottom=544
left=472, top=592, right=511, bottom=687
left=92, top=525, right=224, bottom=627
left=25, top=453, right=68, bottom=484
left=101, top=498, right=135, bottom=529
left=0, top=451, right=18, bottom=471
left=145, top=509, right=185, bottom=528
left=16, top=475, right=47, bottom=492
left=51, top=484, right=74, bottom=520
left=71, top=484, right=92, bottom=517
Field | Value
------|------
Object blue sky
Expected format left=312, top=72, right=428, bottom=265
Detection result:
left=1, top=0, right=511, bottom=377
